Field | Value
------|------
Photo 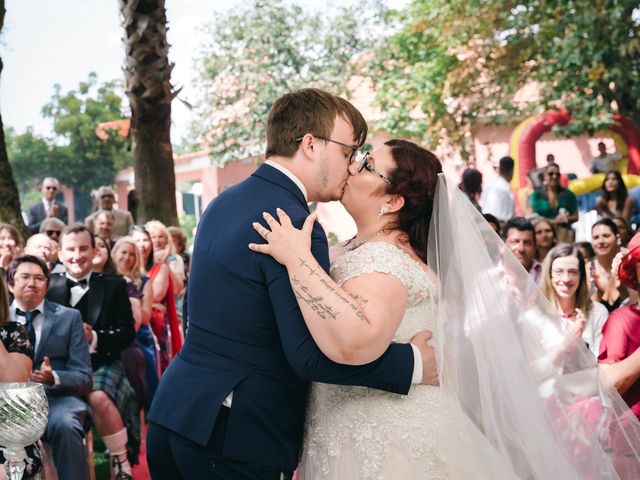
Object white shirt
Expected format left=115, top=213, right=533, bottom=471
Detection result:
left=65, top=272, right=97, bottom=352
left=482, top=176, right=515, bottom=222
left=11, top=299, right=60, bottom=385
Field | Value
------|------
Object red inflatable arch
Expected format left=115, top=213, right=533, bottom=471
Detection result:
left=509, top=109, right=640, bottom=188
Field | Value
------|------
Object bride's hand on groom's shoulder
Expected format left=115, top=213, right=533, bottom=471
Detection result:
left=411, top=330, right=439, bottom=386
left=249, top=208, right=317, bottom=267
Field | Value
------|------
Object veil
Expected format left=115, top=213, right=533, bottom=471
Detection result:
left=428, top=174, right=640, bottom=479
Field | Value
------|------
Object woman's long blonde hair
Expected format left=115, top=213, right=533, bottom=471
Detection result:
left=111, top=236, right=142, bottom=283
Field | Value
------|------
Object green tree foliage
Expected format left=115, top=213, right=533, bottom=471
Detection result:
left=371, top=1, right=640, bottom=155
left=40, top=72, right=132, bottom=195
left=5, top=127, right=56, bottom=194
left=192, top=0, right=387, bottom=163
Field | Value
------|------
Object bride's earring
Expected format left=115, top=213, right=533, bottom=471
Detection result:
left=378, top=206, right=388, bottom=217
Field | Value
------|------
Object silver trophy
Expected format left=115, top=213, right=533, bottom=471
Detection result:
left=0, top=383, right=49, bottom=480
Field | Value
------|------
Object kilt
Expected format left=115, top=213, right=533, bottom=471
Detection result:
left=93, top=361, right=140, bottom=464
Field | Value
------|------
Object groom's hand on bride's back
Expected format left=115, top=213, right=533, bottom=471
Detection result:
left=411, top=330, right=439, bottom=386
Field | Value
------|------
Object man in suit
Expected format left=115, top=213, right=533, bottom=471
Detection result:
left=47, top=224, right=136, bottom=480
left=27, top=177, right=69, bottom=234
left=6, top=255, right=92, bottom=480
left=85, top=186, right=133, bottom=239
left=147, top=88, right=438, bottom=479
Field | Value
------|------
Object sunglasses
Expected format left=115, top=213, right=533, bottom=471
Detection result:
left=45, top=230, right=62, bottom=237
left=45, top=186, right=58, bottom=191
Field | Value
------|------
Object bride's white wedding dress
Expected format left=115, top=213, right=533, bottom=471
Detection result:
left=299, top=242, right=516, bottom=479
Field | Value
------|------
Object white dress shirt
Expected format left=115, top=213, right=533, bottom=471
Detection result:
left=482, top=176, right=515, bottom=222
left=66, top=272, right=98, bottom=352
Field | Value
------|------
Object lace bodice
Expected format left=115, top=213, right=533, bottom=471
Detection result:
left=301, top=242, right=460, bottom=479
left=330, top=242, right=438, bottom=342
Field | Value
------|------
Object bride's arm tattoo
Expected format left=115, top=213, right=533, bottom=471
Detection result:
left=292, top=257, right=370, bottom=323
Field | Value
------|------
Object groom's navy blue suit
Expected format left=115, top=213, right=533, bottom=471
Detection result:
left=147, top=164, right=415, bottom=478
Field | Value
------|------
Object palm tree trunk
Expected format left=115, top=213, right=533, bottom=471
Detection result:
left=0, top=0, right=28, bottom=238
left=120, top=0, right=178, bottom=226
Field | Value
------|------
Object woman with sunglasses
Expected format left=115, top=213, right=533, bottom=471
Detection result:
left=528, top=163, right=578, bottom=243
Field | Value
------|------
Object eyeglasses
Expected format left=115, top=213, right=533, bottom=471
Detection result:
left=295, top=135, right=359, bottom=163
left=101, top=194, right=115, bottom=199
left=355, top=152, right=392, bottom=185
left=45, top=186, right=58, bottom=191
left=551, top=269, right=580, bottom=279
left=15, top=274, right=47, bottom=284
left=45, top=230, right=62, bottom=237
left=547, top=172, right=560, bottom=178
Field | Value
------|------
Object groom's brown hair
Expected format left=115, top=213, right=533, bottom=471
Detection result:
left=265, top=88, right=368, bottom=159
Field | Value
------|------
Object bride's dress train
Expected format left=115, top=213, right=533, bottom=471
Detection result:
left=299, top=242, right=516, bottom=479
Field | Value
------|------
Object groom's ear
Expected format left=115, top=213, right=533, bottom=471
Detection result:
left=386, top=194, right=404, bottom=214
left=298, top=133, right=315, bottom=158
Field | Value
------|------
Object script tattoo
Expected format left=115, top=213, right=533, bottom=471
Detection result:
left=291, top=276, right=339, bottom=320
left=294, top=257, right=370, bottom=323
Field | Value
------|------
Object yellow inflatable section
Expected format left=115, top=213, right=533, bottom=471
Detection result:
left=567, top=174, right=640, bottom=195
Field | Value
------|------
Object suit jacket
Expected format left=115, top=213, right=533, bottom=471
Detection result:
left=46, top=273, right=135, bottom=370
left=148, top=164, right=414, bottom=471
left=27, top=200, right=68, bottom=234
left=33, top=300, right=92, bottom=398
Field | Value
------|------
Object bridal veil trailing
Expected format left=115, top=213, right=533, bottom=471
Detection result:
left=429, top=174, right=640, bottom=479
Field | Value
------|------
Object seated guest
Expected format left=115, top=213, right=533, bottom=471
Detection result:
left=46, top=224, right=137, bottom=479
left=458, top=168, right=483, bottom=211
left=92, top=236, right=117, bottom=275
left=85, top=186, right=133, bottom=240
left=596, top=170, right=634, bottom=221
left=27, top=177, right=68, bottom=235
left=0, top=223, right=23, bottom=271
left=576, top=241, right=596, bottom=263
left=613, top=216, right=634, bottom=248
left=503, top=217, right=542, bottom=284
left=602, top=231, right=640, bottom=419
left=40, top=217, right=65, bottom=244
left=6, top=256, right=92, bottom=480
left=540, top=244, right=609, bottom=356
left=24, top=233, right=55, bottom=269
left=533, top=218, right=556, bottom=263
left=588, top=218, right=631, bottom=312
left=0, top=274, right=42, bottom=479
left=528, top=163, right=578, bottom=243
left=113, top=236, right=158, bottom=411
left=92, top=210, right=116, bottom=248
left=131, top=225, right=180, bottom=372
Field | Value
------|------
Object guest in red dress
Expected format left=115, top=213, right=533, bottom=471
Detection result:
left=599, top=232, right=640, bottom=418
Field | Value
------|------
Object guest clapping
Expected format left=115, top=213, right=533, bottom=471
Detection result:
left=596, top=170, right=634, bottom=221
left=541, top=244, right=608, bottom=356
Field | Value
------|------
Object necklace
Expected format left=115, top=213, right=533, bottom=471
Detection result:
left=346, top=229, right=395, bottom=251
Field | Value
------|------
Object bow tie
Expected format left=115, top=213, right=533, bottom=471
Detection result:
left=67, top=278, right=88, bottom=288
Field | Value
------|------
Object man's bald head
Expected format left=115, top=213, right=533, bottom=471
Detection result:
left=24, top=233, right=54, bottom=264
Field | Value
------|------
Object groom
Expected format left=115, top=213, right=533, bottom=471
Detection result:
left=147, top=88, right=438, bottom=479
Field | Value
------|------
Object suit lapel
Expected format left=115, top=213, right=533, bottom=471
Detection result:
left=36, top=300, right=56, bottom=364
left=48, top=275, right=70, bottom=306
left=88, top=274, right=105, bottom=327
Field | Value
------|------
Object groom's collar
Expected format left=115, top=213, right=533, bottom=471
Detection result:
left=263, top=160, right=308, bottom=202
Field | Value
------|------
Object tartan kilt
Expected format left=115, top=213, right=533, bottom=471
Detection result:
left=93, top=360, right=140, bottom=464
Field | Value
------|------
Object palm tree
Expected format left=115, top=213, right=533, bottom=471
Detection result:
left=0, top=0, right=28, bottom=237
left=120, top=0, right=178, bottom=226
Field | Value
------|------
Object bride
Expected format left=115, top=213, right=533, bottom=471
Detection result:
left=250, top=139, right=640, bottom=479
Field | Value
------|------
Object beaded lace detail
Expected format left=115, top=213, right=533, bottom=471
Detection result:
left=301, top=242, right=460, bottom=479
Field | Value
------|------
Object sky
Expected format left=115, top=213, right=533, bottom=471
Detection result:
left=0, top=0, right=245, bottom=143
